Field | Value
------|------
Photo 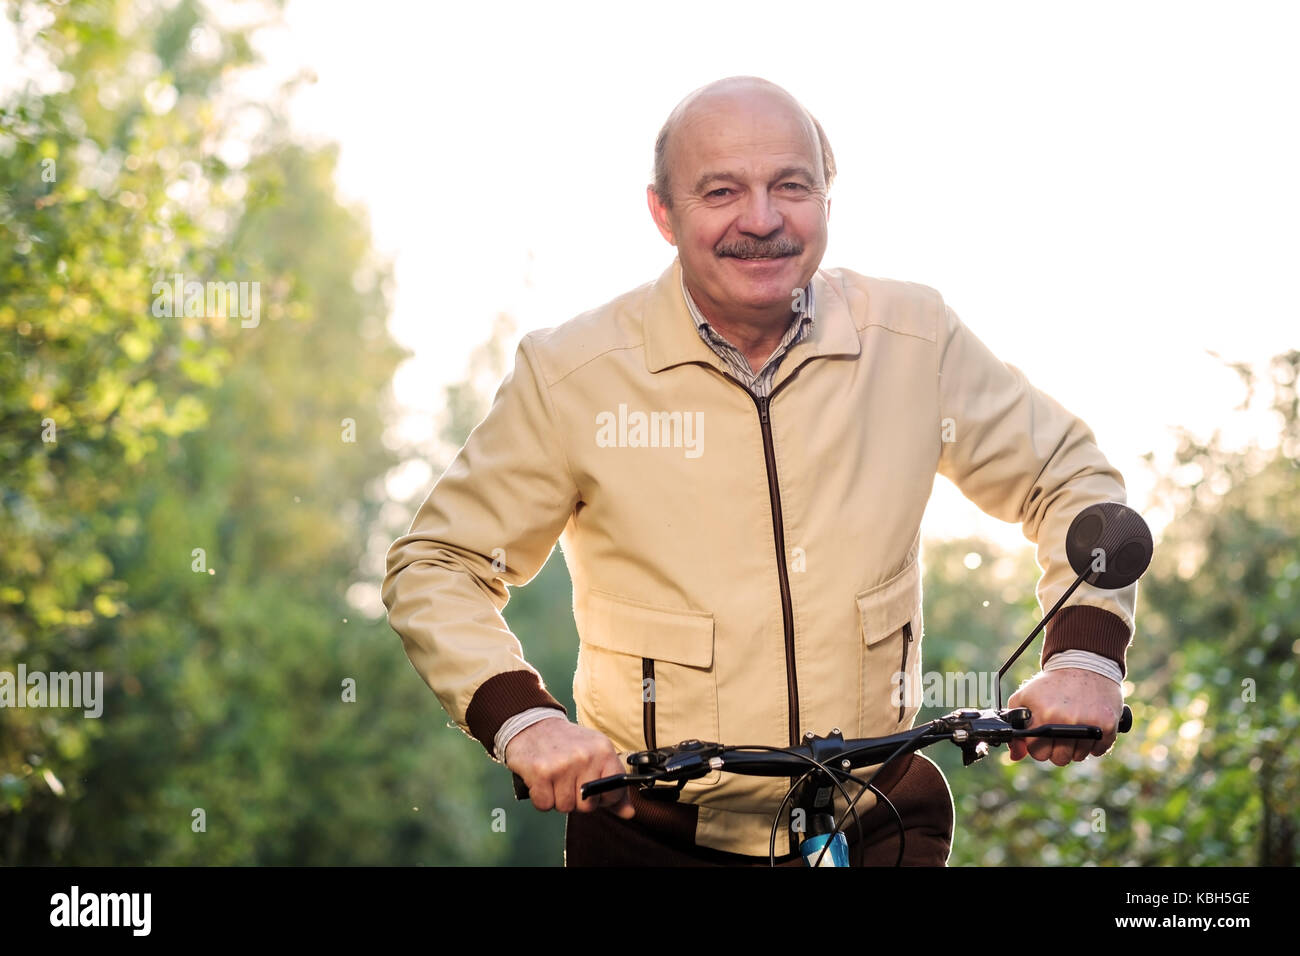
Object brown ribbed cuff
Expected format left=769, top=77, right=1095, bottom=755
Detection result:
left=464, top=670, right=567, bottom=758
left=1041, top=604, right=1132, bottom=678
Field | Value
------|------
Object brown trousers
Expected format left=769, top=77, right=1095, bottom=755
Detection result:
left=564, top=752, right=954, bottom=867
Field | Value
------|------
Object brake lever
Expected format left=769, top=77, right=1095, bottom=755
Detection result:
left=951, top=704, right=1134, bottom=766
left=513, top=741, right=682, bottom=802
left=580, top=772, right=663, bottom=800
left=513, top=770, right=661, bottom=802
left=576, top=747, right=719, bottom=801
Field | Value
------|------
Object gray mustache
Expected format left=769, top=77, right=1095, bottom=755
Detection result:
left=716, top=237, right=802, bottom=259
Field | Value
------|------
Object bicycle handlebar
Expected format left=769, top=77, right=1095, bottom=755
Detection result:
left=510, top=703, right=1133, bottom=802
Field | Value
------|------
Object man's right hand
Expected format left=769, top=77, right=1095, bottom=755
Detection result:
left=504, top=719, right=636, bottom=819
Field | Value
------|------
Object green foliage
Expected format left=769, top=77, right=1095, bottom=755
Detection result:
left=0, top=0, right=505, bottom=865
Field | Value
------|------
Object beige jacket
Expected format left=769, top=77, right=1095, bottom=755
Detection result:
left=383, top=256, right=1136, bottom=856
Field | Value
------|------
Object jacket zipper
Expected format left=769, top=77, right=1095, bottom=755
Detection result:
left=753, top=390, right=801, bottom=750
left=642, top=658, right=657, bottom=750
left=898, top=621, right=914, bottom=723
left=755, top=386, right=801, bottom=859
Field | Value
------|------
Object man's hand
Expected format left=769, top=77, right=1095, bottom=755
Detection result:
left=504, top=719, right=636, bottom=819
left=1006, top=668, right=1125, bottom=765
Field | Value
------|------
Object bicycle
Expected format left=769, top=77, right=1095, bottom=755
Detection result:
left=512, top=501, right=1152, bottom=867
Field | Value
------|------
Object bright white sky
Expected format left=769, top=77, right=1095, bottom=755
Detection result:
left=16, top=0, right=1297, bottom=551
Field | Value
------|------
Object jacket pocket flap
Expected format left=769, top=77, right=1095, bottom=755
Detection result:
left=856, top=560, right=921, bottom=646
left=580, top=589, right=715, bottom=668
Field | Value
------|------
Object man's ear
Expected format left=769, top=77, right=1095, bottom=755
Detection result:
left=826, top=195, right=832, bottom=224
left=646, top=185, right=677, bottom=246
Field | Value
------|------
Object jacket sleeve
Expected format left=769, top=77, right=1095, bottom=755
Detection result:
left=935, top=301, right=1137, bottom=677
left=382, top=333, right=580, bottom=758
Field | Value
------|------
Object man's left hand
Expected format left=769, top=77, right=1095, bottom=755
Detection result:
left=1006, top=668, right=1125, bottom=765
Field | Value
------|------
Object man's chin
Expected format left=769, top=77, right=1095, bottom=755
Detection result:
left=718, top=256, right=804, bottom=298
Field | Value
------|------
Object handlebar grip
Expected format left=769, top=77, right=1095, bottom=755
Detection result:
left=1118, top=705, right=1133, bottom=734
left=511, top=772, right=530, bottom=801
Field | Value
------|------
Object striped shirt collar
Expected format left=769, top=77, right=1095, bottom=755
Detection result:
left=679, top=268, right=815, bottom=395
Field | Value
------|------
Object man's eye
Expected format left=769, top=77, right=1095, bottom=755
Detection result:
left=780, top=182, right=808, bottom=191
left=707, top=188, right=732, bottom=198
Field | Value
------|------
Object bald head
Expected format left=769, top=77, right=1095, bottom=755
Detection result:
left=651, top=77, right=836, bottom=209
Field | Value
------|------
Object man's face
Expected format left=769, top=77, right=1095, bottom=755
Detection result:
left=648, top=87, right=830, bottom=323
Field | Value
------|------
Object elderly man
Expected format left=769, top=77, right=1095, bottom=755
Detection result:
left=382, top=76, right=1136, bottom=866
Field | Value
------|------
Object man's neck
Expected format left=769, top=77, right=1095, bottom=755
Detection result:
left=685, top=283, right=801, bottom=374
left=711, top=316, right=794, bottom=376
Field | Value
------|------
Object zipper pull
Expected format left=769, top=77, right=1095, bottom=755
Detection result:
left=759, top=395, right=769, bottom=424
left=899, top=621, right=914, bottom=723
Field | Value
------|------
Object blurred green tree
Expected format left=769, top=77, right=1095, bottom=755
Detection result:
left=0, top=0, right=507, bottom=865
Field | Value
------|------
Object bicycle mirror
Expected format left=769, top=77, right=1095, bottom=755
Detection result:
left=1065, top=502, right=1153, bottom=590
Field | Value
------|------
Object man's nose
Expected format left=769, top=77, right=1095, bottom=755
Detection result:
left=735, top=189, right=783, bottom=237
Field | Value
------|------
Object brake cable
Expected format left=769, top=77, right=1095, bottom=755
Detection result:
left=810, top=729, right=932, bottom=867
left=717, top=745, right=865, bottom=867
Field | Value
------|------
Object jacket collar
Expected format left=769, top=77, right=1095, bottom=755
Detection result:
left=644, top=256, right=860, bottom=378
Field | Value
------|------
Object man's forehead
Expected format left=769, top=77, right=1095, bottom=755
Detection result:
left=676, top=86, right=811, bottom=139
left=673, top=90, right=819, bottom=168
